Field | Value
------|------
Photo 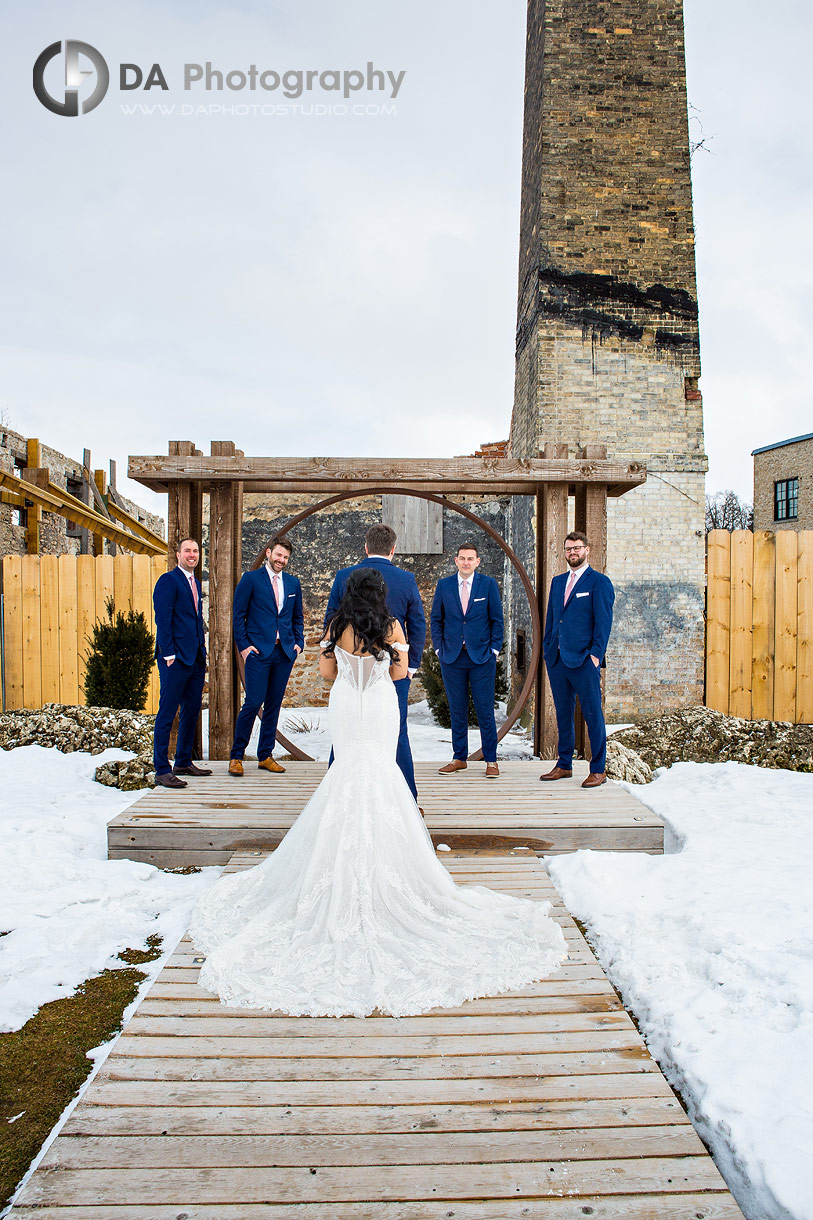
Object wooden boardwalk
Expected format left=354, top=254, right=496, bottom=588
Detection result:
left=12, top=852, right=744, bottom=1218
left=108, top=760, right=664, bottom=866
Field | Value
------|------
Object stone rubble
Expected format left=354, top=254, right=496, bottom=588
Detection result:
left=0, top=704, right=156, bottom=789
left=613, top=705, right=813, bottom=775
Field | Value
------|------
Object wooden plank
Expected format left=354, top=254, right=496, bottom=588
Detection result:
left=1, top=556, right=24, bottom=709
left=58, top=554, right=79, bottom=705
left=728, top=529, right=753, bottom=718
left=128, top=453, right=648, bottom=493
left=76, top=554, right=96, bottom=704
left=46, top=1126, right=708, bottom=1171
left=75, top=1071, right=681, bottom=1109
left=114, top=552, right=134, bottom=617
left=94, top=553, right=115, bottom=626
left=798, top=531, right=813, bottom=723
left=62, top=1095, right=688, bottom=1137
left=774, top=528, right=798, bottom=722
left=100, top=1048, right=653, bottom=1082
left=537, top=446, right=569, bottom=757
left=209, top=461, right=235, bottom=760
left=39, top=553, right=61, bottom=704
left=14, top=1157, right=730, bottom=1207
left=148, top=554, right=165, bottom=713
left=7, top=1199, right=748, bottom=1220
left=750, top=530, right=775, bottom=719
left=705, top=529, right=731, bottom=713
left=21, top=555, right=42, bottom=708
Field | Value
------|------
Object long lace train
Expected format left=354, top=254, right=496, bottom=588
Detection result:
left=189, top=646, right=566, bottom=1016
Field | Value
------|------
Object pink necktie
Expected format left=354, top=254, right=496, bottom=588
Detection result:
left=563, top=571, right=576, bottom=605
left=460, top=580, right=470, bottom=613
left=189, top=575, right=198, bottom=611
left=274, top=574, right=282, bottom=611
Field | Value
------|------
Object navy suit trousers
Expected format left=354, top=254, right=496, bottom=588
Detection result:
left=153, top=651, right=206, bottom=775
left=327, top=675, right=417, bottom=799
left=231, top=642, right=295, bottom=761
left=441, top=652, right=498, bottom=762
left=545, top=654, right=607, bottom=774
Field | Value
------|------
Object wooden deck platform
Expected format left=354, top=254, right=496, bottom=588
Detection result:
left=108, top=760, right=663, bottom=866
left=11, top=852, right=743, bottom=1218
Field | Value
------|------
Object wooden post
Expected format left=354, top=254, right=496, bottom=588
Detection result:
left=208, top=442, right=237, bottom=760
left=535, top=443, right=569, bottom=759
left=25, top=438, right=42, bottom=554
left=166, top=441, right=197, bottom=560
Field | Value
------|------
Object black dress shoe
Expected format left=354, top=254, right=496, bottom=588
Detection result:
left=155, top=772, right=187, bottom=789
left=173, top=763, right=213, bottom=776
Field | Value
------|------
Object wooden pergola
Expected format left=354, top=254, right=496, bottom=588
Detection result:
left=129, top=441, right=645, bottom=760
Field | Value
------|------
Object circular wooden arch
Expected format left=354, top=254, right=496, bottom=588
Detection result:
left=268, top=486, right=541, bottom=762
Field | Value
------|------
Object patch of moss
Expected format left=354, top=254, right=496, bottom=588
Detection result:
left=0, top=939, right=163, bottom=1210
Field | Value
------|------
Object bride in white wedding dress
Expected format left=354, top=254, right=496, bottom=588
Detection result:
left=190, top=568, right=566, bottom=1017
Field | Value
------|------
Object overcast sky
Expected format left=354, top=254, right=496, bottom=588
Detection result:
left=2, top=0, right=810, bottom=517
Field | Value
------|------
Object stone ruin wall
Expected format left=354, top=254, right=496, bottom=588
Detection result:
left=201, top=492, right=510, bottom=709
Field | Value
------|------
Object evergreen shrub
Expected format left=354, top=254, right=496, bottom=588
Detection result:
left=83, top=598, right=155, bottom=711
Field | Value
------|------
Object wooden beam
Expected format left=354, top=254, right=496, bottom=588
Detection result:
left=105, top=499, right=166, bottom=550
left=128, top=454, right=646, bottom=495
left=24, top=438, right=42, bottom=554
left=535, top=444, right=569, bottom=760
left=0, top=471, right=164, bottom=556
left=208, top=443, right=237, bottom=760
left=574, top=447, right=609, bottom=764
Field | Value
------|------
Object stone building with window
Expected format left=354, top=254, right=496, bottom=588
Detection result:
left=752, top=433, right=813, bottom=531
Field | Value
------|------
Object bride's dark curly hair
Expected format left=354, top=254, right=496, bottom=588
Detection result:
left=325, top=568, right=397, bottom=661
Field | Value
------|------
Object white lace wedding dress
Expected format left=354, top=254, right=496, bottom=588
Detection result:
left=189, top=644, right=566, bottom=1016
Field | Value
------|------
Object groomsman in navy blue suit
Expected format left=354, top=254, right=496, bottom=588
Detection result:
left=229, top=535, right=305, bottom=776
left=541, top=530, right=615, bottom=788
left=152, top=538, right=212, bottom=789
left=325, top=523, right=426, bottom=799
left=431, top=542, right=503, bottom=778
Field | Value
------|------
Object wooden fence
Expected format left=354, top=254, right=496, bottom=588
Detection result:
left=706, top=530, right=813, bottom=723
left=1, top=554, right=166, bottom=714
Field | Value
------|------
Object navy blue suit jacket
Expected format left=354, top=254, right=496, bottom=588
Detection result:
left=324, top=557, right=426, bottom=671
left=153, top=566, right=206, bottom=667
left=543, top=566, right=614, bottom=669
left=233, top=568, right=305, bottom=662
left=430, top=571, right=503, bottom=666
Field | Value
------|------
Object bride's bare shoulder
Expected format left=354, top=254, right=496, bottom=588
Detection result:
left=385, top=620, right=406, bottom=645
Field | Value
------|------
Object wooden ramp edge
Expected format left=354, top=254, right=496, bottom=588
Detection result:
left=11, top=851, right=743, bottom=1219
left=108, top=760, right=664, bottom=867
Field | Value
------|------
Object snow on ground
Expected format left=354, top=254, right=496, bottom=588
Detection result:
left=279, top=700, right=535, bottom=761
left=0, top=745, right=217, bottom=1033
left=548, top=761, right=813, bottom=1220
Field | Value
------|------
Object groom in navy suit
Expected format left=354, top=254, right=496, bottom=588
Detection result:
left=152, top=537, right=212, bottom=788
left=541, top=530, right=615, bottom=788
left=229, top=535, right=304, bottom=776
left=325, top=523, right=426, bottom=799
left=431, top=542, right=503, bottom=778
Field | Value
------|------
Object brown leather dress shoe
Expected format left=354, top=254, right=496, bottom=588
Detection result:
left=438, top=760, right=467, bottom=773
left=485, top=762, right=499, bottom=778
left=258, top=757, right=286, bottom=773
left=228, top=759, right=244, bottom=776
left=155, top=772, right=187, bottom=789
left=173, top=763, right=213, bottom=776
left=582, top=771, right=607, bottom=788
left=539, top=766, right=573, bottom=781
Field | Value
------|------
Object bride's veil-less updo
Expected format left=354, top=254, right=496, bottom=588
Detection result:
left=325, top=568, right=397, bottom=662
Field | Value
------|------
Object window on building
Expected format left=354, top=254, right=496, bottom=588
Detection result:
left=10, top=458, right=27, bottom=528
left=774, top=477, right=799, bottom=522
